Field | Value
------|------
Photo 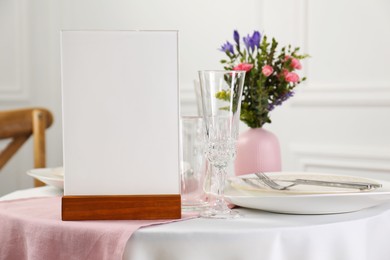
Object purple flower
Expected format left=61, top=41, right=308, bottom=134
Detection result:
left=243, top=34, right=253, bottom=51
left=268, top=91, right=294, bottom=111
left=243, top=31, right=261, bottom=51
left=219, top=41, right=234, bottom=54
left=252, top=31, right=261, bottom=47
left=233, top=30, right=240, bottom=46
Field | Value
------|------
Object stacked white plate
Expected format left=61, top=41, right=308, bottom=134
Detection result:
left=27, top=167, right=64, bottom=190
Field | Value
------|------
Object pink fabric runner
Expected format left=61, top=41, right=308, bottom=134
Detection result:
left=0, top=196, right=193, bottom=260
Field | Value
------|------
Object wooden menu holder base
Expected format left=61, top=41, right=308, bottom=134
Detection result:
left=62, top=194, right=181, bottom=221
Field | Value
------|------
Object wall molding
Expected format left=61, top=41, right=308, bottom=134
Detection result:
left=0, top=0, right=29, bottom=102
left=291, top=0, right=390, bottom=107
left=180, top=83, right=196, bottom=105
left=292, top=83, right=390, bottom=107
left=179, top=83, right=199, bottom=115
left=291, top=143, right=390, bottom=174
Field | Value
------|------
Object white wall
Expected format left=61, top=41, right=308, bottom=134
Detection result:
left=263, top=0, right=390, bottom=180
left=1, top=0, right=389, bottom=195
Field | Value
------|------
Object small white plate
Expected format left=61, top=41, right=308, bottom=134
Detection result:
left=225, top=172, right=390, bottom=214
left=27, top=167, right=64, bottom=190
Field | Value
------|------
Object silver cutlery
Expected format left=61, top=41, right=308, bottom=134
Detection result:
left=242, top=177, right=296, bottom=190
left=253, top=172, right=381, bottom=191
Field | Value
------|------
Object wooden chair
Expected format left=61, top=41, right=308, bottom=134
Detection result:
left=0, top=108, right=54, bottom=187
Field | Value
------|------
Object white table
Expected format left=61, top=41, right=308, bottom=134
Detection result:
left=2, top=186, right=390, bottom=260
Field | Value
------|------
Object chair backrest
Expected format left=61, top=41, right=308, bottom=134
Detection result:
left=0, top=108, right=54, bottom=187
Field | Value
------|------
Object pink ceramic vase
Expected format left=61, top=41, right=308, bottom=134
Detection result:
left=234, top=128, right=281, bottom=176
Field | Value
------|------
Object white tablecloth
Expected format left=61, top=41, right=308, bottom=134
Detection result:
left=2, top=187, right=390, bottom=260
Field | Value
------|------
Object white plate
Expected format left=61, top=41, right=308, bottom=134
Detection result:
left=27, top=167, right=64, bottom=190
left=225, top=172, right=390, bottom=214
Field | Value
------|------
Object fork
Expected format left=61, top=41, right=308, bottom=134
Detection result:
left=254, top=172, right=380, bottom=191
left=254, top=172, right=296, bottom=190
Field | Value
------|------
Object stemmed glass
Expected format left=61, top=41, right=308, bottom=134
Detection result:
left=198, top=70, right=245, bottom=218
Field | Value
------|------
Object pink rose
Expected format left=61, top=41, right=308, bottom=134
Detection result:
left=233, top=63, right=254, bottom=72
left=261, top=65, right=273, bottom=77
left=291, top=58, right=302, bottom=70
left=285, top=72, right=300, bottom=83
left=284, top=55, right=302, bottom=70
left=281, top=69, right=289, bottom=78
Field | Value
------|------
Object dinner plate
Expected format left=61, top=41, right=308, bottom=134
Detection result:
left=225, top=172, right=390, bottom=214
left=27, top=167, right=64, bottom=190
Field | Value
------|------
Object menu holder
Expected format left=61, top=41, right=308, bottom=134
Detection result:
left=60, top=30, right=181, bottom=220
left=62, top=195, right=181, bottom=220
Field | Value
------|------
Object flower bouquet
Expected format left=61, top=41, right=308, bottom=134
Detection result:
left=217, top=30, right=309, bottom=175
left=218, top=30, right=309, bottom=128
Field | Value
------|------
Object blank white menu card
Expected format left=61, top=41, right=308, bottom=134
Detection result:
left=61, top=30, right=179, bottom=195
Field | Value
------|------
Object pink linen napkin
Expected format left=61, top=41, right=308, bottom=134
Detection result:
left=0, top=196, right=194, bottom=260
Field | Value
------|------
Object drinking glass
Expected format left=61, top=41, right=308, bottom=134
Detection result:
left=198, top=70, right=245, bottom=218
left=180, top=116, right=209, bottom=211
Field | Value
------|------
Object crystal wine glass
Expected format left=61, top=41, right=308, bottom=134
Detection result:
left=198, top=70, right=245, bottom=218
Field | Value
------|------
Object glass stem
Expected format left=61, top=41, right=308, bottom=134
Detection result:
left=214, top=166, right=228, bottom=212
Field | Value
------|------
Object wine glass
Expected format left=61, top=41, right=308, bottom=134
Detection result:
left=198, top=70, right=245, bottom=218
